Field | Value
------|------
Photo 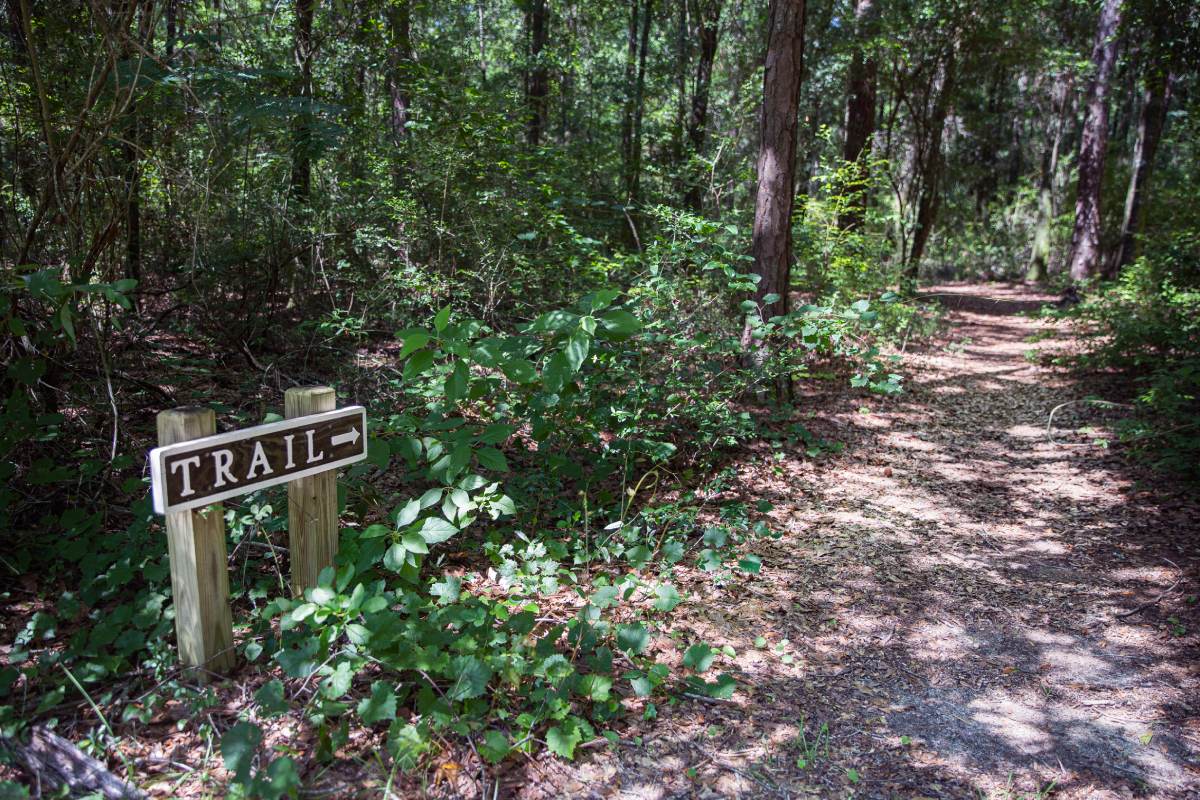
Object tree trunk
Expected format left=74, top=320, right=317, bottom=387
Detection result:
left=905, top=48, right=955, bottom=279
left=682, top=0, right=721, bottom=211
left=1027, top=73, right=1070, bottom=283
left=290, top=0, right=315, bottom=201
left=386, top=0, right=412, bottom=142
left=627, top=0, right=653, bottom=204
left=1066, top=0, right=1123, bottom=283
left=1112, top=69, right=1171, bottom=275
left=525, top=0, right=548, bottom=147
left=620, top=0, right=639, bottom=202
left=748, top=0, right=805, bottom=327
left=837, top=0, right=877, bottom=230
left=672, top=0, right=687, bottom=186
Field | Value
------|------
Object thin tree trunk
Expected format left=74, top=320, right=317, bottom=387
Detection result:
left=620, top=0, right=639, bottom=201
left=1066, top=0, right=1123, bottom=283
left=672, top=0, right=687, bottom=185
left=682, top=0, right=720, bottom=211
left=525, top=0, right=548, bottom=147
left=1027, top=73, right=1070, bottom=283
left=628, top=0, right=653, bottom=204
left=905, top=48, right=955, bottom=279
left=1112, top=69, right=1171, bottom=275
left=748, top=0, right=806, bottom=327
left=386, top=0, right=412, bottom=142
left=290, top=0, right=315, bottom=201
left=837, top=0, right=877, bottom=230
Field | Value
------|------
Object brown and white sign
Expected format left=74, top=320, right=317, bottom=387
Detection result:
left=150, top=406, right=367, bottom=514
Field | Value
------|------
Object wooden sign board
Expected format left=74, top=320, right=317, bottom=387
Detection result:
left=150, top=406, right=367, bottom=514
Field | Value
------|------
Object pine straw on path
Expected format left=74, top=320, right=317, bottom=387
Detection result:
left=517, top=283, right=1200, bottom=799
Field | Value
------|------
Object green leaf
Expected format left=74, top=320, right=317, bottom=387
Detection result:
left=542, top=351, right=571, bottom=393
left=446, top=655, right=492, bottom=701
left=445, top=361, right=469, bottom=404
left=564, top=330, right=591, bottom=372
left=590, top=585, right=619, bottom=609
left=430, top=575, right=462, bottom=604
left=394, top=499, right=421, bottom=527
left=479, top=730, right=510, bottom=764
left=383, top=543, right=406, bottom=572
left=475, top=447, right=508, bottom=472
left=501, top=357, right=537, bottom=384
left=682, top=644, right=715, bottom=673
left=221, top=722, right=262, bottom=784
left=388, top=722, right=431, bottom=770
left=578, top=674, right=613, bottom=701
left=402, top=350, right=435, bottom=380
left=738, top=555, right=762, bottom=574
left=706, top=673, right=737, bottom=700
left=477, top=423, right=514, bottom=444
left=599, top=309, right=641, bottom=338
left=397, top=330, right=431, bottom=359
left=434, top=305, right=451, bottom=332
left=416, top=516, right=458, bottom=544
left=323, top=661, right=355, bottom=699
left=616, top=623, right=650, bottom=655
left=545, top=719, right=584, bottom=760
left=358, top=681, right=397, bottom=725
left=258, top=757, right=301, bottom=796
left=255, top=679, right=289, bottom=718
left=401, top=532, right=429, bottom=554
left=653, top=583, right=681, bottom=612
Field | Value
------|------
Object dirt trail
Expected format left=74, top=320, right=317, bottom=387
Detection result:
left=526, top=284, right=1200, bottom=799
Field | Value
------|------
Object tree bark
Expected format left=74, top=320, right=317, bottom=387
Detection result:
left=837, top=0, right=877, bottom=230
left=748, top=0, right=806, bottom=326
left=682, top=0, right=721, bottom=211
left=1027, top=72, right=1070, bottom=283
left=620, top=0, right=639, bottom=201
left=290, top=0, right=315, bottom=201
left=627, top=0, right=653, bottom=204
left=1066, top=0, right=1123, bottom=283
left=905, top=48, right=955, bottom=279
left=1112, top=69, right=1171, bottom=275
left=525, top=0, right=548, bottom=147
left=386, top=0, right=412, bottom=142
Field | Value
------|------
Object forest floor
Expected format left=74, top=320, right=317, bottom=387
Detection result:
left=516, top=284, right=1200, bottom=799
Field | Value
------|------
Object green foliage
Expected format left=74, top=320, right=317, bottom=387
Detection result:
left=1064, top=246, right=1200, bottom=479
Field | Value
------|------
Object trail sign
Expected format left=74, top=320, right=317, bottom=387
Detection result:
left=150, top=405, right=367, bottom=514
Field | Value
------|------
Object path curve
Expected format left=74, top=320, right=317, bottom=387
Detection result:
left=524, top=283, right=1199, bottom=799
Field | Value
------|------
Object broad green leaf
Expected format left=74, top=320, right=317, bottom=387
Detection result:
left=476, top=447, right=508, bottom=472
left=358, top=681, right=397, bottom=725
left=417, top=516, right=458, bottom=544
left=433, top=305, right=451, bottom=332
left=564, top=330, right=591, bottom=372
left=599, top=309, right=641, bottom=338
left=221, top=722, right=262, bottom=784
left=653, top=583, right=681, bottom=612
left=682, top=643, right=715, bottom=673
left=616, top=623, right=650, bottom=655
left=446, top=655, right=492, bottom=701
left=255, top=679, right=289, bottom=717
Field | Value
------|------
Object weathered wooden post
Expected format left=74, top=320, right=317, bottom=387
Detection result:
left=155, top=408, right=236, bottom=678
left=150, top=398, right=365, bottom=673
left=285, top=386, right=339, bottom=596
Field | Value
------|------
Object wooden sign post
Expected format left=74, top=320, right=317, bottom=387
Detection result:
left=151, top=389, right=366, bottom=677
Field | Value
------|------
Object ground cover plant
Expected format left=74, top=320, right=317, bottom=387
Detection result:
left=1, top=0, right=1198, bottom=797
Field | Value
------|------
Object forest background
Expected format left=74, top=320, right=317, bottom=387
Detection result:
left=1, top=0, right=1197, bottom=796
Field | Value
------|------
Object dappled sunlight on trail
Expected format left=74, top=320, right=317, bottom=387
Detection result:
left=524, top=284, right=1199, bottom=799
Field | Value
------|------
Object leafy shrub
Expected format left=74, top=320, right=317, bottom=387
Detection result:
left=1065, top=235, right=1200, bottom=479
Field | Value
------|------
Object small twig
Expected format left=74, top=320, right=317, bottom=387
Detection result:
left=1115, top=562, right=1184, bottom=619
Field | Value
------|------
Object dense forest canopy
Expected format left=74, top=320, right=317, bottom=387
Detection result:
left=1, top=0, right=1198, bottom=797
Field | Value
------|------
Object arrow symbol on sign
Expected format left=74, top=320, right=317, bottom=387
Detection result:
left=331, top=427, right=360, bottom=447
